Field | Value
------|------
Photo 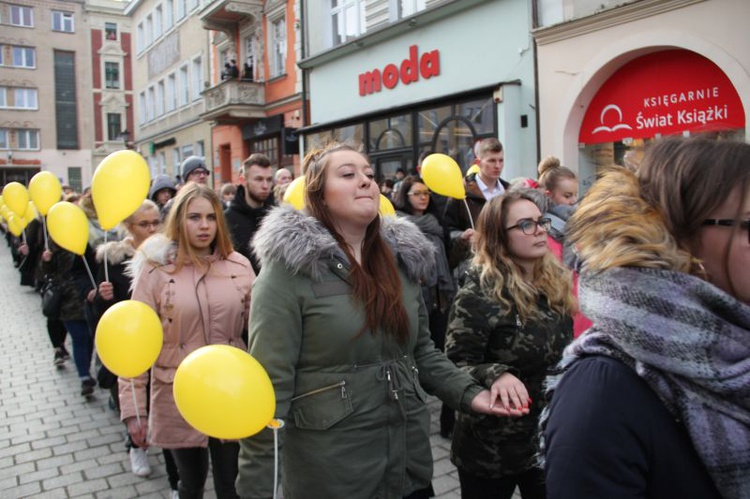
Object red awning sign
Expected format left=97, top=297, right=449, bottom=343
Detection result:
left=579, top=50, right=745, bottom=144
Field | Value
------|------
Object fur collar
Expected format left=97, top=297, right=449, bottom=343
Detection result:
left=95, top=237, right=137, bottom=265
left=252, top=205, right=436, bottom=283
left=126, top=233, right=177, bottom=283
left=567, top=167, right=693, bottom=273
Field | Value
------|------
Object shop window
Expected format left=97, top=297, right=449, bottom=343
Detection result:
left=251, top=137, right=279, bottom=166
left=105, top=62, right=120, bottom=89
left=52, top=11, right=74, bottom=33
left=369, top=114, right=412, bottom=151
left=331, top=0, right=365, bottom=47
left=10, top=5, right=33, bottom=27
left=107, top=113, right=122, bottom=141
left=105, top=22, right=118, bottom=40
left=68, top=167, right=82, bottom=193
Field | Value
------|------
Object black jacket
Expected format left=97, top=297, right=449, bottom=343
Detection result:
left=224, top=184, right=272, bottom=275
left=544, top=356, right=720, bottom=499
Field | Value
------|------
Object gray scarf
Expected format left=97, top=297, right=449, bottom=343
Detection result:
left=401, top=212, right=454, bottom=297
left=542, top=267, right=750, bottom=499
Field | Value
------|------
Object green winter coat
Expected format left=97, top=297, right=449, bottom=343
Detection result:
left=237, top=206, right=483, bottom=499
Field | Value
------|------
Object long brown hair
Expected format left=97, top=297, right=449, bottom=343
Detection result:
left=163, top=183, right=234, bottom=271
left=303, top=142, right=410, bottom=343
left=473, top=191, right=577, bottom=323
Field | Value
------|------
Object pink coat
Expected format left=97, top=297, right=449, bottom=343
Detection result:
left=118, top=234, right=254, bottom=448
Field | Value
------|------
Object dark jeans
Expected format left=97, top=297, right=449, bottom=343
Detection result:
left=171, top=439, right=239, bottom=499
left=458, top=467, right=545, bottom=499
left=47, top=317, right=67, bottom=349
left=62, top=320, right=93, bottom=379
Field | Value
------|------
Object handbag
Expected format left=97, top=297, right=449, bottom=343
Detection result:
left=41, top=278, right=64, bottom=318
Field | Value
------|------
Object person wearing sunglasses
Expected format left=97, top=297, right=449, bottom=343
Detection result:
left=542, top=137, right=750, bottom=499
left=445, top=189, right=576, bottom=499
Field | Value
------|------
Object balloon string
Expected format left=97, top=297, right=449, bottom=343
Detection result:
left=462, top=199, right=475, bottom=230
left=269, top=419, right=285, bottom=499
left=42, top=216, right=49, bottom=251
left=131, top=378, right=142, bottom=428
left=22, top=229, right=27, bottom=245
left=81, top=255, right=97, bottom=292
left=103, top=232, right=109, bottom=282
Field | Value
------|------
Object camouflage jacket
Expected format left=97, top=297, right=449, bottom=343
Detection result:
left=445, top=268, right=572, bottom=477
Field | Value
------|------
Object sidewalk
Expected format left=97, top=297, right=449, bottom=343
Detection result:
left=0, top=241, right=464, bottom=498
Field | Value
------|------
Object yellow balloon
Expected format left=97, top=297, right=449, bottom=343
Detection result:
left=282, top=175, right=305, bottom=210
left=6, top=213, right=23, bottom=237
left=466, top=164, right=481, bottom=176
left=95, top=300, right=164, bottom=378
left=29, top=171, right=62, bottom=216
left=421, top=154, right=466, bottom=200
left=2, top=182, right=30, bottom=216
left=174, top=345, right=276, bottom=439
left=379, top=194, right=396, bottom=217
left=0, top=205, right=9, bottom=219
left=47, top=201, right=89, bottom=255
left=24, top=201, right=38, bottom=221
left=92, top=150, right=151, bottom=230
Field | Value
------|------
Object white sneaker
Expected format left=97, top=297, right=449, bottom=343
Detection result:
left=129, top=447, right=152, bottom=477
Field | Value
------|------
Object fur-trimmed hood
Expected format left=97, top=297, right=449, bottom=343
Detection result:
left=567, top=167, right=693, bottom=273
left=125, top=233, right=177, bottom=284
left=252, top=205, right=436, bottom=283
left=95, top=237, right=137, bottom=265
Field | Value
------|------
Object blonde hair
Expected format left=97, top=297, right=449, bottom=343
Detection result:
left=162, top=183, right=234, bottom=271
left=473, top=191, right=576, bottom=323
left=537, top=156, right=577, bottom=193
left=124, top=199, right=160, bottom=226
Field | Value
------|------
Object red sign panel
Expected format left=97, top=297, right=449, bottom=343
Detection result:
left=579, top=50, right=745, bottom=144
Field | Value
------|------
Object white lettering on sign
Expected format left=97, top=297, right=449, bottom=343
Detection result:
left=642, top=87, right=720, bottom=108
left=635, top=105, right=729, bottom=130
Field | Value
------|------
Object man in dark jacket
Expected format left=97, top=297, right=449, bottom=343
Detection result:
left=224, top=153, right=274, bottom=275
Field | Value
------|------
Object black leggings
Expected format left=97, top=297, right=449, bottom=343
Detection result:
left=47, top=317, right=67, bottom=349
left=170, top=439, right=239, bottom=499
left=458, top=467, right=545, bottom=499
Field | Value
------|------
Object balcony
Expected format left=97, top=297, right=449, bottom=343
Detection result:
left=201, top=78, right=265, bottom=123
left=200, top=0, right=262, bottom=33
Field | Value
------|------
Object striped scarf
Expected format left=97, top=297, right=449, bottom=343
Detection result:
left=542, top=267, right=750, bottom=499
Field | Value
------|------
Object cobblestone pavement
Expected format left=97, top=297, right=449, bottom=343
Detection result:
left=0, top=241, right=475, bottom=499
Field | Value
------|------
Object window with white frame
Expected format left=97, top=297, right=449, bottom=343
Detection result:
left=181, top=144, right=193, bottom=158
left=137, top=23, right=144, bottom=53
left=270, top=16, right=286, bottom=78
left=147, top=86, right=155, bottom=121
left=164, top=0, right=174, bottom=31
left=106, top=113, right=121, bottom=141
left=196, top=140, right=205, bottom=158
left=12, top=46, right=35, bottom=68
left=17, top=129, right=39, bottom=150
left=158, top=151, right=166, bottom=174
left=154, top=6, right=163, bottom=39
left=14, top=88, right=38, bottom=109
left=187, top=0, right=198, bottom=12
left=173, top=147, right=181, bottom=170
left=179, top=64, right=189, bottom=106
left=395, top=0, right=426, bottom=19
left=139, top=92, right=147, bottom=124
left=145, top=15, right=153, bottom=46
left=105, top=62, right=120, bottom=89
left=0, top=130, right=7, bottom=149
left=166, top=73, right=176, bottom=112
left=157, top=80, right=165, bottom=116
left=0, top=88, right=6, bottom=107
left=0, top=48, right=3, bottom=66
left=10, top=5, right=33, bottom=27
left=52, top=11, right=74, bottom=32
left=105, top=22, right=117, bottom=40
left=176, top=0, right=186, bottom=21
left=330, top=0, right=365, bottom=47
left=191, top=57, right=203, bottom=101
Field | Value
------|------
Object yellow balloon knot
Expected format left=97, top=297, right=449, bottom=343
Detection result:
left=267, top=419, right=285, bottom=429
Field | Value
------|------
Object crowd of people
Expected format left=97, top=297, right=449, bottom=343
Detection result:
left=2, top=135, right=748, bottom=499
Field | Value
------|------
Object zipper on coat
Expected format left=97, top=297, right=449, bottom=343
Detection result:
left=291, top=380, right=347, bottom=402
left=386, top=368, right=399, bottom=401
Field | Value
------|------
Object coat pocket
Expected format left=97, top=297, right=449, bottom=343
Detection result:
left=292, top=380, right=353, bottom=431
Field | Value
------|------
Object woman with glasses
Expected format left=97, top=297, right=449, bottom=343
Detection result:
left=542, top=138, right=750, bottom=499
left=445, top=189, right=575, bottom=499
left=93, top=199, right=181, bottom=493
left=394, top=175, right=457, bottom=438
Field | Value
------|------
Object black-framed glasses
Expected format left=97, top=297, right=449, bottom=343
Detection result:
left=505, top=217, right=552, bottom=235
left=702, top=219, right=750, bottom=243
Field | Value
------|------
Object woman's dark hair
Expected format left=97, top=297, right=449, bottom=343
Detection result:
left=303, top=142, right=410, bottom=343
left=393, top=175, right=439, bottom=217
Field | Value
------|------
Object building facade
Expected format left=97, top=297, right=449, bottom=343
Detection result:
left=0, top=0, right=95, bottom=190
left=533, top=0, right=750, bottom=190
left=200, top=0, right=303, bottom=184
left=299, top=0, right=539, bottom=182
left=125, top=0, right=213, bottom=182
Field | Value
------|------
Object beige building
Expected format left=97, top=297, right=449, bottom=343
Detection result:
left=0, top=0, right=95, bottom=190
left=125, top=0, right=212, bottom=181
left=533, top=0, right=750, bottom=189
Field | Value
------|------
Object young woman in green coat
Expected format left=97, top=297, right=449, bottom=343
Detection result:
left=237, top=142, right=521, bottom=499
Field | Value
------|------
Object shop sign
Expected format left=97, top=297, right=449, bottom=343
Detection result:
left=358, top=45, right=440, bottom=97
left=579, top=50, right=745, bottom=144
